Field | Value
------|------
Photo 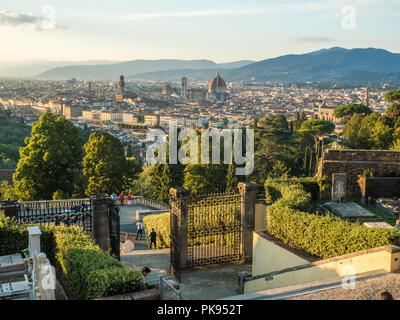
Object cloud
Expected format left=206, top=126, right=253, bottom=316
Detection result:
left=127, top=9, right=264, bottom=20
left=0, top=9, right=65, bottom=31
left=293, top=36, right=335, bottom=43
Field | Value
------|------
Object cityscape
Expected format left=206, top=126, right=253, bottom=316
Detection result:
left=1, top=0, right=400, bottom=311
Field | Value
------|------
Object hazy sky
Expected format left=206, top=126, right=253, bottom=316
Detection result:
left=0, top=0, right=399, bottom=62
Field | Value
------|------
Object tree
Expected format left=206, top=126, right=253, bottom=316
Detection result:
left=225, top=163, right=238, bottom=193
left=83, top=131, right=127, bottom=195
left=334, top=103, right=371, bottom=123
left=268, top=160, right=291, bottom=178
left=251, top=115, right=300, bottom=184
left=385, top=89, right=400, bottom=103
left=0, top=181, right=19, bottom=201
left=126, top=144, right=134, bottom=157
left=344, top=113, right=394, bottom=150
left=299, top=119, right=335, bottom=173
left=14, top=113, right=83, bottom=200
left=123, top=157, right=142, bottom=193
left=159, top=164, right=172, bottom=203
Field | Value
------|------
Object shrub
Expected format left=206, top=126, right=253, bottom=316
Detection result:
left=143, top=212, right=170, bottom=248
left=0, top=213, right=56, bottom=261
left=297, top=177, right=320, bottom=201
left=0, top=214, right=145, bottom=300
left=86, top=267, right=146, bottom=299
left=265, top=179, right=400, bottom=259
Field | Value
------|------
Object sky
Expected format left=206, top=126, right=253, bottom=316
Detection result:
left=0, top=0, right=399, bottom=63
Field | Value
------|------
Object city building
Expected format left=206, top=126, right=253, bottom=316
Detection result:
left=208, top=72, right=229, bottom=102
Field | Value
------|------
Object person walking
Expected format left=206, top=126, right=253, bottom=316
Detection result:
left=149, top=228, right=157, bottom=250
left=136, top=220, right=144, bottom=240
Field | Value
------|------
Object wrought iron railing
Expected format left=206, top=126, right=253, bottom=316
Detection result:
left=2, top=199, right=93, bottom=233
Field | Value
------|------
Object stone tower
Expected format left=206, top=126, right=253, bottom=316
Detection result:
left=119, top=74, right=125, bottom=95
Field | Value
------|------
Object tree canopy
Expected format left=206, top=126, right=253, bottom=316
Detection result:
left=13, top=113, right=84, bottom=200
left=83, top=131, right=128, bottom=195
left=334, top=103, right=371, bottom=122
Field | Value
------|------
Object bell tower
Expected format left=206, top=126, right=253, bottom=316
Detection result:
left=119, top=74, right=125, bottom=95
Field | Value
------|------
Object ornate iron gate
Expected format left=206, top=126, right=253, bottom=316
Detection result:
left=170, top=189, right=244, bottom=281
left=187, top=192, right=243, bottom=268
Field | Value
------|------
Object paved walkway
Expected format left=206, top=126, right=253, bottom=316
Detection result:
left=119, top=205, right=152, bottom=250
left=121, top=249, right=251, bottom=300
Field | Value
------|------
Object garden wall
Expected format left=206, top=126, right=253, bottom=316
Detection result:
left=319, top=149, right=400, bottom=196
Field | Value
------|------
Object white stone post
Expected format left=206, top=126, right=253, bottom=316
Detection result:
left=27, top=226, right=41, bottom=258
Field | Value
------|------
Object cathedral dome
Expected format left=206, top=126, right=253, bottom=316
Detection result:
left=208, top=72, right=227, bottom=91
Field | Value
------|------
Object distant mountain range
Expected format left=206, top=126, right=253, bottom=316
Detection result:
left=0, top=60, right=118, bottom=79
left=2, top=47, right=400, bottom=83
left=224, top=47, right=400, bottom=83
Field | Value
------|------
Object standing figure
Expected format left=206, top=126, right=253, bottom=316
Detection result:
left=149, top=228, right=157, bottom=250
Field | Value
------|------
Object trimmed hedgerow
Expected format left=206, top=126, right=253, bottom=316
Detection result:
left=266, top=180, right=400, bottom=259
left=86, top=267, right=146, bottom=299
left=0, top=213, right=56, bottom=262
left=0, top=214, right=145, bottom=300
left=143, top=212, right=170, bottom=249
left=53, top=226, right=145, bottom=300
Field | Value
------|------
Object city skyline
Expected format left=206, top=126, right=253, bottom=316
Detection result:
left=0, top=0, right=399, bottom=62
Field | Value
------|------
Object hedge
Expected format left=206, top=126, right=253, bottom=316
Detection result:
left=265, top=180, right=400, bottom=259
left=86, top=267, right=145, bottom=299
left=0, top=213, right=56, bottom=263
left=0, top=213, right=145, bottom=300
left=143, top=212, right=170, bottom=249
left=265, top=177, right=319, bottom=204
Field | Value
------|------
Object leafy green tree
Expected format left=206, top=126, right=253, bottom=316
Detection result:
left=225, top=163, right=239, bottom=193
left=268, top=160, right=291, bottom=178
left=83, top=131, right=127, bottom=195
left=299, top=119, right=335, bottom=173
left=385, top=89, right=400, bottom=103
left=126, top=144, right=134, bottom=157
left=123, top=157, right=143, bottom=193
left=159, top=164, right=172, bottom=203
left=130, top=166, right=155, bottom=197
left=251, top=115, right=300, bottom=184
left=334, top=103, right=371, bottom=123
left=184, top=163, right=227, bottom=194
left=14, top=113, right=83, bottom=200
left=0, top=181, right=19, bottom=201
left=344, top=113, right=394, bottom=150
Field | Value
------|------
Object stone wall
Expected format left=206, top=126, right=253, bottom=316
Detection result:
left=319, top=149, right=400, bottom=196
left=362, top=177, right=400, bottom=198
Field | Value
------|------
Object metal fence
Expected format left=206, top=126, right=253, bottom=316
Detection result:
left=8, top=199, right=93, bottom=233
left=187, top=191, right=243, bottom=268
left=159, top=276, right=183, bottom=300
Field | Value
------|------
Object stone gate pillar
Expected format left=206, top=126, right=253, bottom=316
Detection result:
left=90, top=194, right=110, bottom=252
left=238, top=181, right=257, bottom=262
left=170, top=187, right=189, bottom=273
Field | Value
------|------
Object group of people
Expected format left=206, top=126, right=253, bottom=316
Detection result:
left=110, top=193, right=134, bottom=205
left=120, top=220, right=157, bottom=254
